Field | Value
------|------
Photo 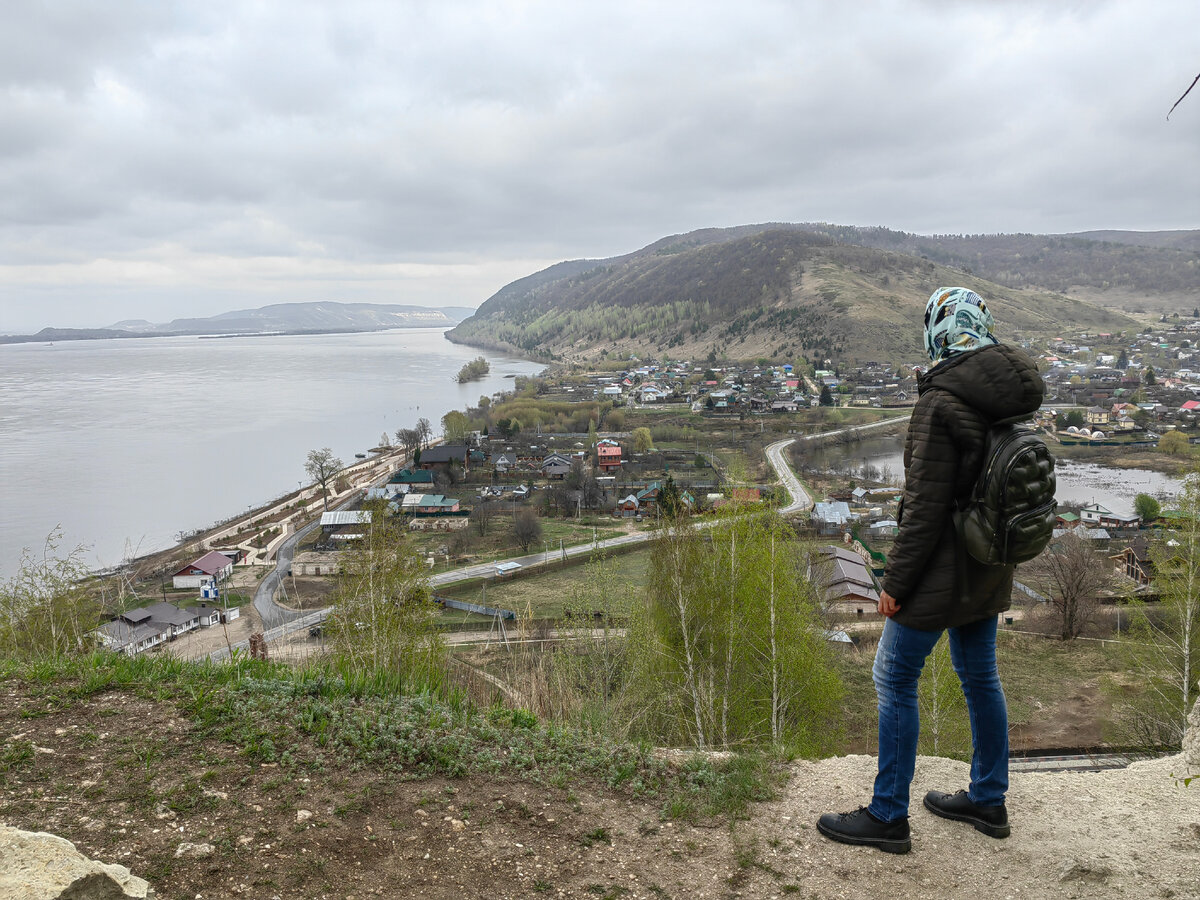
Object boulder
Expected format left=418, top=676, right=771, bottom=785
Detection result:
left=0, top=824, right=153, bottom=900
left=1185, top=696, right=1200, bottom=772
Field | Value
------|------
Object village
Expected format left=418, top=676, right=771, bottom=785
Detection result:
left=88, top=315, right=1200, bottom=660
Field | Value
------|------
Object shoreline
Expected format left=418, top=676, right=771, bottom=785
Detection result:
left=111, top=444, right=410, bottom=582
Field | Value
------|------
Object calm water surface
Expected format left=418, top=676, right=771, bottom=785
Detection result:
left=805, top=435, right=1184, bottom=516
left=0, top=329, right=543, bottom=576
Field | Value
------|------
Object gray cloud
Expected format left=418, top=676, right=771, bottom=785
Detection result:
left=1, top=0, right=1197, bottom=331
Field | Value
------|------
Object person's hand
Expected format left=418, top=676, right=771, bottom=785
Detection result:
left=878, top=590, right=900, bottom=618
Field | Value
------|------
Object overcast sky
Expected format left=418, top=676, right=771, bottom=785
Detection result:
left=1, top=0, right=1197, bottom=332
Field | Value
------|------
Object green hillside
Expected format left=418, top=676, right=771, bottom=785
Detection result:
left=448, top=226, right=1144, bottom=366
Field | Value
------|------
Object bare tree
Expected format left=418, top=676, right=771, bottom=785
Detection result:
left=304, top=447, right=344, bottom=511
left=470, top=501, right=494, bottom=537
left=1026, top=531, right=1112, bottom=640
left=395, top=427, right=420, bottom=461
left=1121, top=474, right=1200, bottom=748
left=512, top=507, right=543, bottom=552
left=416, top=417, right=432, bottom=449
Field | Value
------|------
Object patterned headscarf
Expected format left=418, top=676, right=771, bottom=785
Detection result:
left=923, top=287, right=999, bottom=363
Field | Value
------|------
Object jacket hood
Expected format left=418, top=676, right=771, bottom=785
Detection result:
left=918, top=343, right=1044, bottom=422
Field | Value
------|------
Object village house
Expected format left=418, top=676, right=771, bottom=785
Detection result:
left=1122, top=537, right=1154, bottom=586
left=319, top=509, right=372, bottom=541
left=1079, top=503, right=1140, bottom=530
left=170, top=550, right=235, bottom=590
left=399, top=494, right=461, bottom=514
left=812, top=501, right=855, bottom=536
left=96, top=600, right=220, bottom=656
left=539, top=452, right=574, bottom=479
left=415, top=444, right=469, bottom=473
left=596, top=439, right=622, bottom=473
left=813, top=545, right=881, bottom=609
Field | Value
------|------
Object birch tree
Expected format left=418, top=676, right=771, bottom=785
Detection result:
left=327, top=503, right=444, bottom=692
left=1122, top=474, right=1200, bottom=748
left=917, top=635, right=971, bottom=758
left=625, top=514, right=842, bottom=754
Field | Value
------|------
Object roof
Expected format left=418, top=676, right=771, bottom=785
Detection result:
left=402, top=494, right=459, bottom=508
left=418, top=444, right=467, bottom=463
left=172, top=550, right=233, bottom=578
left=389, top=468, right=434, bottom=483
left=142, top=602, right=196, bottom=627
left=813, top=501, right=852, bottom=523
left=320, top=510, right=372, bottom=526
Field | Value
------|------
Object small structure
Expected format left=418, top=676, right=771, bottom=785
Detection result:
left=388, top=467, right=435, bottom=487
left=814, top=545, right=881, bottom=608
left=415, top=444, right=468, bottom=472
left=399, top=493, right=461, bottom=514
left=617, top=494, right=640, bottom=517
left=171, top=550, right=235, bottom=589
left=1122, top=537, right=1154, bottom=586
left=812, top=501, right=855, bottom=536
left=540, top=452, right=574, bottom=479
left=596, top=439, right=623, bottom=473
left=320, top=509, right=372, bottom=539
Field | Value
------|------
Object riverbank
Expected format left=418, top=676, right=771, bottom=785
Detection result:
left=115, top=444, right=408, bottom=584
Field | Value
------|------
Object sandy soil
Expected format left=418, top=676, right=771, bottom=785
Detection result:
left=743, top=753, right=1200, bottom=900
left=162, top=606, right=259, bottom=660
left=1, top=678, right=1196, bottom=900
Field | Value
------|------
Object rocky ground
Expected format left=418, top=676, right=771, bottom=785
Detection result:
left=2, top=675, right=1198, bottom=900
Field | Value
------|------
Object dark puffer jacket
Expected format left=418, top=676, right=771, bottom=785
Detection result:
left=883, top=343, right=1045, bottom=631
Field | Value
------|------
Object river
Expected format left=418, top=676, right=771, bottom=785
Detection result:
left=0, top=329, right=544, bottom=577
left=802, top=434, right=1184, bottom=515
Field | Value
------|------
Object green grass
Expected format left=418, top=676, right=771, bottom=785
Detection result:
left=834, top=627, right=1138, bottom=753
left=0, top=650, right=779, bottom=822
left=440, top=548, right=651, bottom=620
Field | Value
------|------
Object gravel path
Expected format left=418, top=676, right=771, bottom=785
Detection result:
left=740, top=753, right=1199, bottom=899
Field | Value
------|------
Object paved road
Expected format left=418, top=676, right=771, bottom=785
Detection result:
left=251, top=518, right=321, bottom=630
left=216, top=413, right=912, bottom=661
left=766, top=412, right=912, bottom=514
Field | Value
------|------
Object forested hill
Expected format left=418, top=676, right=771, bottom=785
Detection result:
left=446, top=225, right=1149, bottom=366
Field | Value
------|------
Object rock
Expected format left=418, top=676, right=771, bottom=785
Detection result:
left=1184, top=696, right=1200, bottom=773
left=0, top=823, right=153, bottom=899
left=295, top=810, right=312, bottom=824
left=173, top=842, right=214, bottom=860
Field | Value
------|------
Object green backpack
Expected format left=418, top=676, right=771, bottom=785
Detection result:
left=954, top=415, right=1057, bottom=566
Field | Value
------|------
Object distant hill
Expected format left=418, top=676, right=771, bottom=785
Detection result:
left=1, top=302, right=470, bottom=344
left=447, top=225, right=1151, bottom=366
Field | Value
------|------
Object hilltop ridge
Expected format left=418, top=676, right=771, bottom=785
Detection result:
left=448, top=224, right=1156, bottom=365
left=0, top=301, right=472, bottom=344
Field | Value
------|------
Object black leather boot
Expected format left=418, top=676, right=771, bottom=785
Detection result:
left=923, top=790, right=1010, bottom=838
left=816, top=807, right=911, bottom=854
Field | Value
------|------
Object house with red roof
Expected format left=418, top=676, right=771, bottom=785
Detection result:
left=596, top=439, right=622, bottom=473
left=171, top=550, right=235, bottom=589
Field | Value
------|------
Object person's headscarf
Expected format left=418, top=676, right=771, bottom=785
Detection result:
left=923, top=287, right=999, bottom=364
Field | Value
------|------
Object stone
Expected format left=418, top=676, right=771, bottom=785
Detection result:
left=1184, top=696, right=1200, bottom=773
left=0, top=823, right=153, bottom=899
left=295, top=810, right=313, bottom=824
left=173, top=842, right=214, bottom=860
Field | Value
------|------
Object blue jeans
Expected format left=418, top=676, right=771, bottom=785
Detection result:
left=868, top=615, right=1009, bottom=823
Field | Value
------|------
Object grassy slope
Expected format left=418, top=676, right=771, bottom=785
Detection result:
left=450, top=228, right=1138, bottom=366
